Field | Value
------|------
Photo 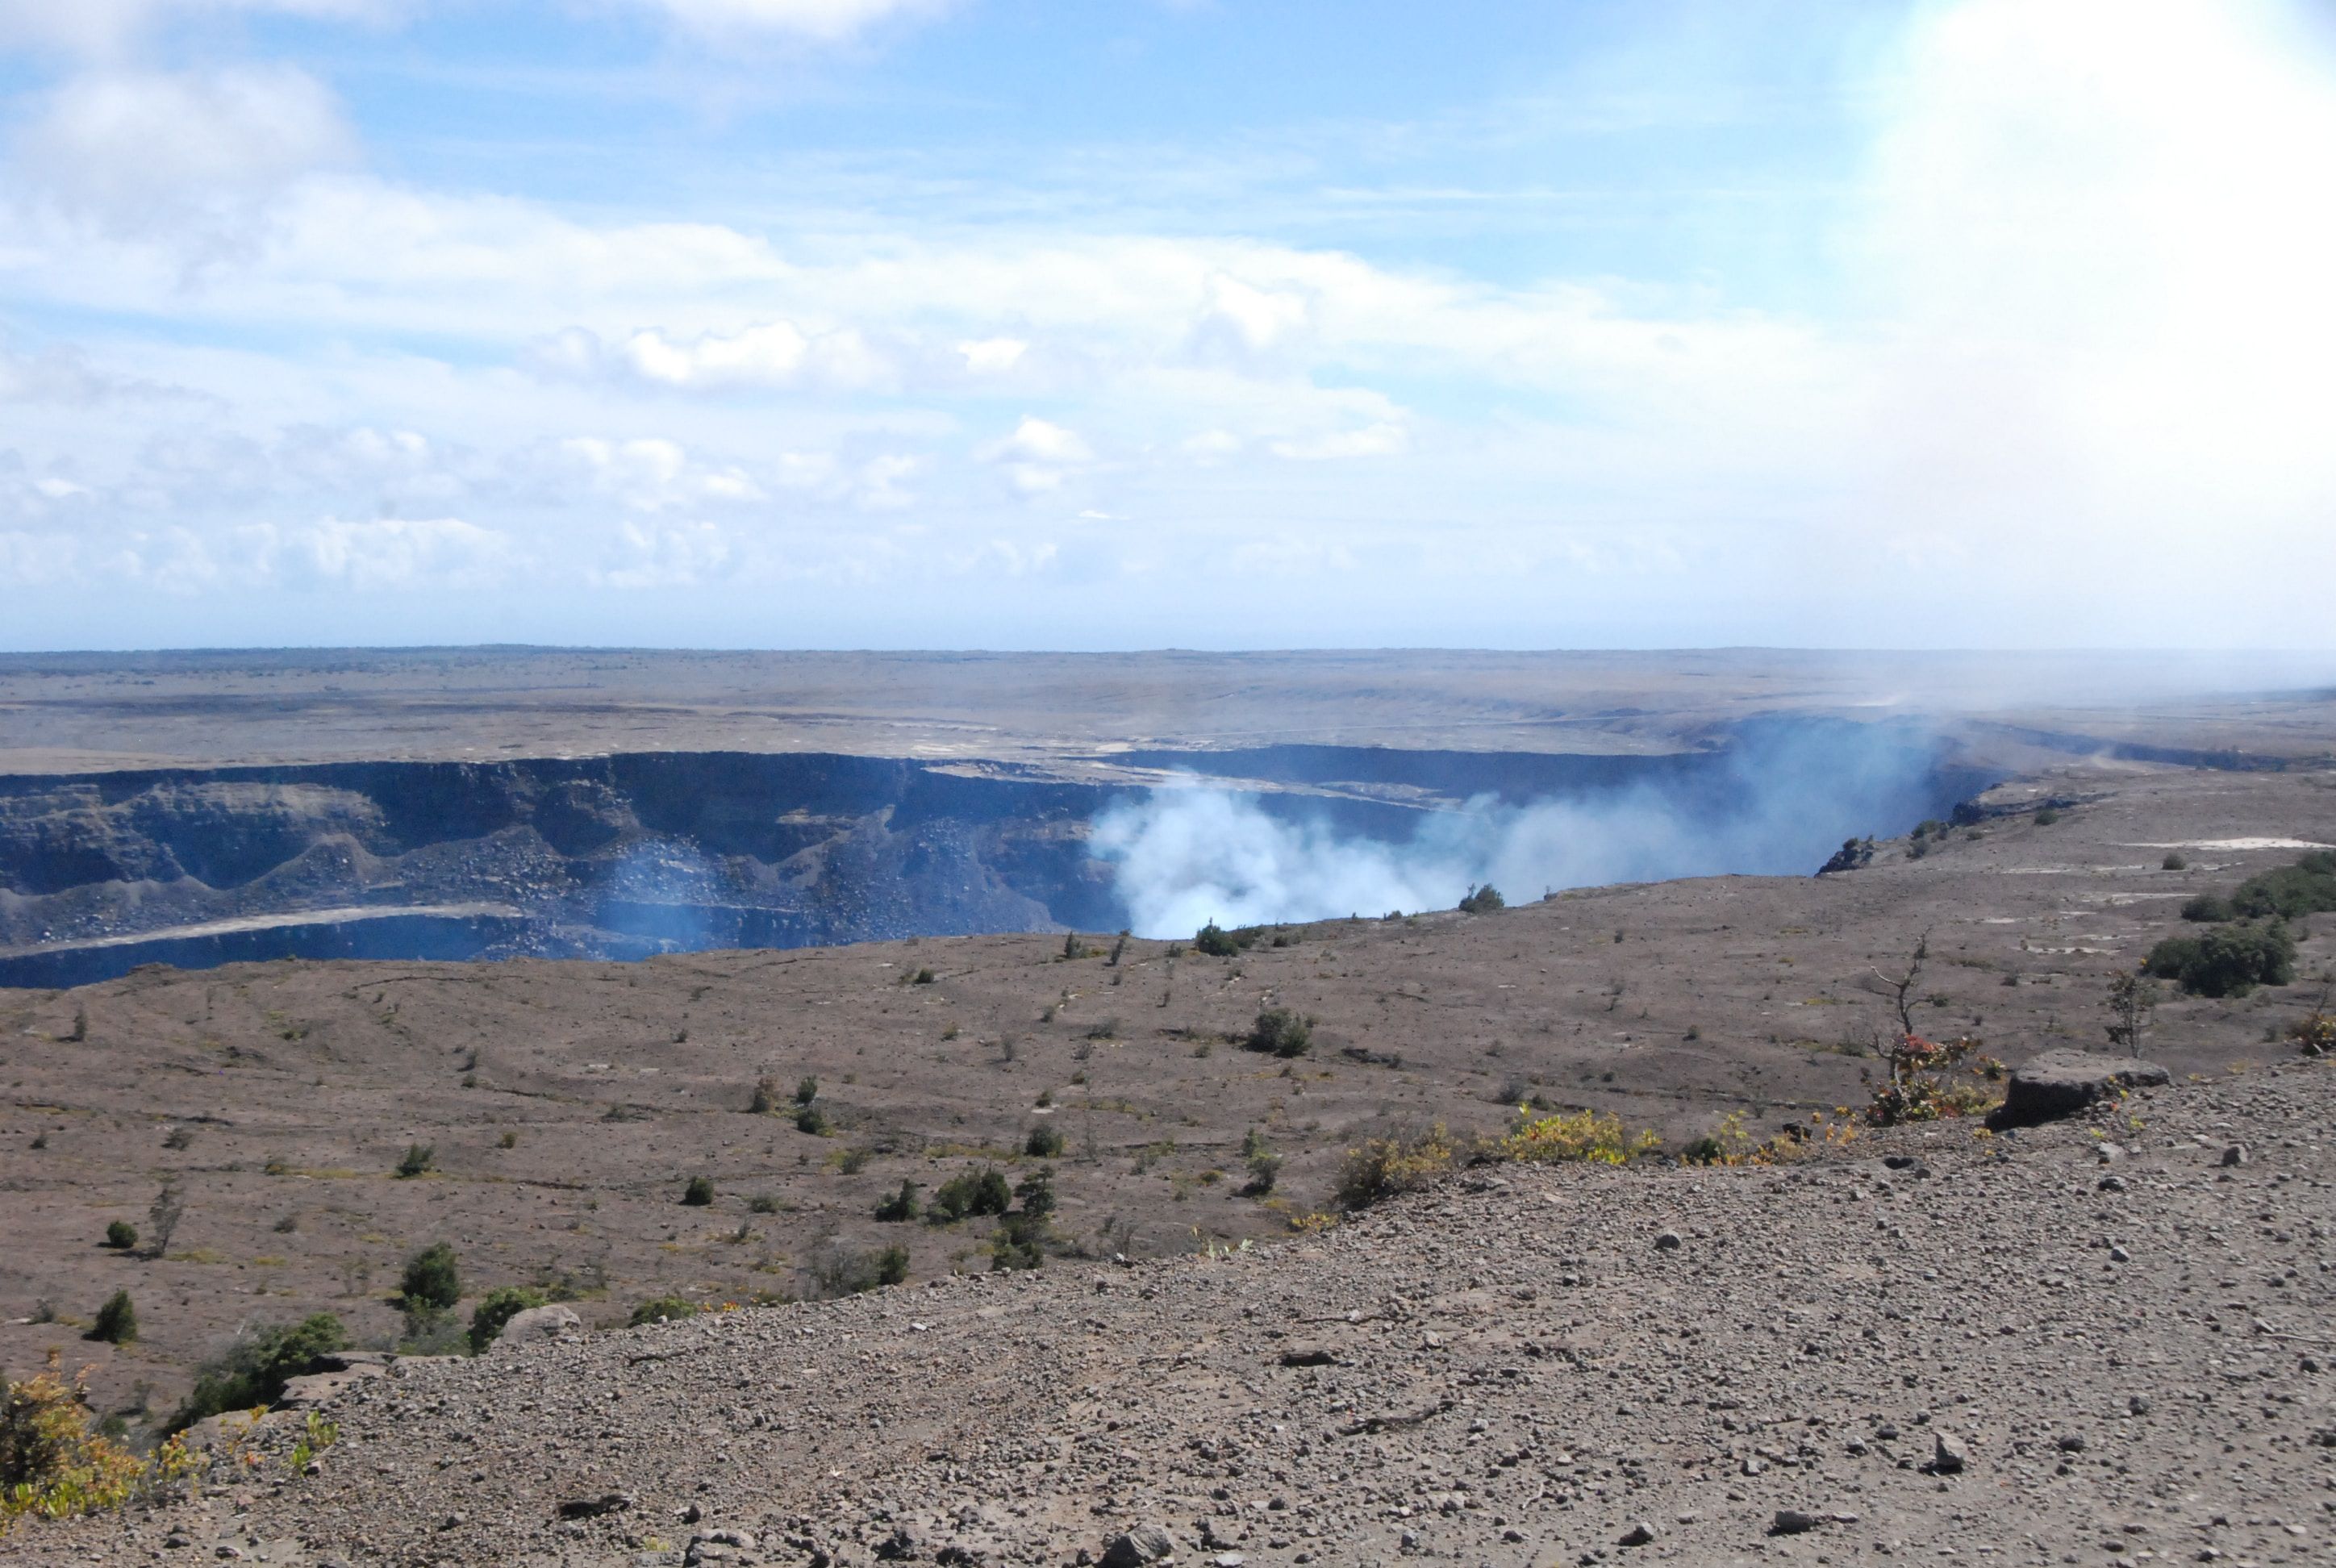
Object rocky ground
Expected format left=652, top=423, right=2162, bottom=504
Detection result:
left=6, top=1049, right=2330, bottom=1567
left=6, top=763, right=2336, bottom=1425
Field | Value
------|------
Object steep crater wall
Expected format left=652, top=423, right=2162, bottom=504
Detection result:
left=0, top=724, right=1995, bottom=986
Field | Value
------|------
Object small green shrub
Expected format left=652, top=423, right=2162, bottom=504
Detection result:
left=2230, top=851, right=2336, bottom=920
left=2181, top=894, right=2234, bottom=923
left=749, top=1075, right=780, bottom=1114
left=102, top=1221, right=136, bottom=1252
left=795, top=1103, right=831, bottom=1136
left=160, top=1312, right=344, bottom=1430
left=2034, top=807, right=2062, bottom=825
left=748, top=1193, right=781, bottom=1214
left=86, top=1292, right=136, bottom=1345
left=910, top=967, right=936, bottom=985
left=794, top=1076, right=819, bottom=1105
left=628, top=1295, right=699, bottom=1328
left=1014, top=1168, right=1056, bottom=1217
left=928, top=1166, right=1012, bottom=1223
left=394, top=1143, right=435, bottom=1179
left=1193, top=922, right=1245, bottom=957
left=398, top=1243, right=461, bottom=1312
left=2162, top=852, right=2188, bottom=871
left=1024, top=1124, right=1065, bottom=1158
left=874, top=1180, right=920, bottom=1222
left=1243, top=1007, right=1313, bottom=1058
left=2144, top=920, right=2297, bottom=998
left=1457, top=883, right=1504, bottom=915
left=1240, top=1128, right=1281, bottom=1194
left=808, top=1245, right=909, bottom=1298
left=681, top=1176, right=715, bottom=1207
left=466, top=1287, right=547, bottom=1353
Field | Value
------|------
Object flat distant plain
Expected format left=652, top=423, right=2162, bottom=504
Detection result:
left=4, top=646, right=2335, bottom=774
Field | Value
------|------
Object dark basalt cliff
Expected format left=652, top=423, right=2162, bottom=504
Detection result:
left=0, top=724, right=1992, bottom=986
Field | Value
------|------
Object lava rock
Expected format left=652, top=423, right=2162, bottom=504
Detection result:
left=1101, top=1526, right=1177, bottom=1566
left=1988, top=1050, right=2171, bottom=1129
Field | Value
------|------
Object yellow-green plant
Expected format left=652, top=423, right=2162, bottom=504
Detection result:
left=1502, top=1107, right=1661, bottom=1166
left=0, top=1358, right=183, bottom=1532
left=1333, top=1124, right=1460, bottom=1209
left=1682, top=1107, right=1860, bottom=1166
left=287, top=1411, right=339, bottom=1472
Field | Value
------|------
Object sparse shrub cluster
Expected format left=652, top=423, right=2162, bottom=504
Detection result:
left=166, top=1313, right=348, bottom=1432
left=874, top=1180, right=921, bottom=1222
left=394, top=1143, right=435, bottom=1179
left=2144, top=921, right=2297, bottom=998
left=1242, top=1007, right=1313, bottom=1058
left=1457, top=883, right=1505, bottom=915
left=928, top=1166, right=1013, bottom=1223
left=1501, top=1107, right=1661, bottom=1165
left=1333, top=1124, right=1461, bottom=1210
left=2, top=1361, right=193, bottom=1531
left=1194, top=921, right=1279, bottom=957
left=1863, top=1032, right=2003, bottom=1125
left=808, top=1245, right=909, bottom=1299
left=1024, top=1124, right=1065, bottom=1158
left=627, top=1295, right=700, bottom=1328
left=989, top=1170, right=1056, bottom=1271
left=1680, top=1108, right=1852, bottom=1167
left=1240, top=1127, right=1281, bottom=1195
left=2173, top=851, right=2336, bottom=939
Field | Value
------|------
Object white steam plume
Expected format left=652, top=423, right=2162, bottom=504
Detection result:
left=1092, top=726, right=1959, bottom=937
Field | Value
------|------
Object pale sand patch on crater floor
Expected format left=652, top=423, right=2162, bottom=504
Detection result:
left=2127, top=836, right=2334, bottom=850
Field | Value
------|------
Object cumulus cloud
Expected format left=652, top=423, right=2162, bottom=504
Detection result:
left=548, top=436, right=765, bottom=511
left=594, top=519, right=738, bottom=589
left=247, top=516, right=515, bottom=590
left=6, top=65, right=356, bottom=256
left=0, top=0, right=391, bottom=56
left=0, top=342, right=200, bottom=405
left=956, top=336, right=1027, bottom=374
left=642, top=0, right=947, bottom=41
left=982, top=416, right=1095, bottom=494
left=1268, top=422, right=1408, bottom=461
left=528, top=322, right=889, bottom=393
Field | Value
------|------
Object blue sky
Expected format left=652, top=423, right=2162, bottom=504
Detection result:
left=1, top=0, right=2332, bottom=651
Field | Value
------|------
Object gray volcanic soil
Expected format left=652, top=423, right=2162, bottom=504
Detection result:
left=6, top=1054, right=2330, bottom=1567
left=4, top=763, right=2334, bottom=1432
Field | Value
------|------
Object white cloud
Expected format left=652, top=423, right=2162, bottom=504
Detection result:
left=980, top=415, right=1094, bottom=495
left=0, top=0, right=390, bottom=56
left=7, top=65, right=356, bottom=256
left=1268, top=422, right=1408, bottom=461
left=248, top=516, right=515, bottom=590
left=0, top=342, right=199, bottom=405
left=1189, top=271, right=1312, bottom=363
left=594, top=519, right=737, bottom=589
left=1180, top=429, right=1241, bottom=464
left=643, top=0, right=946, bottom=42
left=529, top=322, right=890, bottom=393
left=956, top=336, right=1027, bottom=374
left=1846, top=0, right=2336, bottom=578
left=551, top=436, right=765, bottom=511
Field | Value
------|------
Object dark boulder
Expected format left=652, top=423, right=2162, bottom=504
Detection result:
left=1988, top=1050, right=2169, bottom=1129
